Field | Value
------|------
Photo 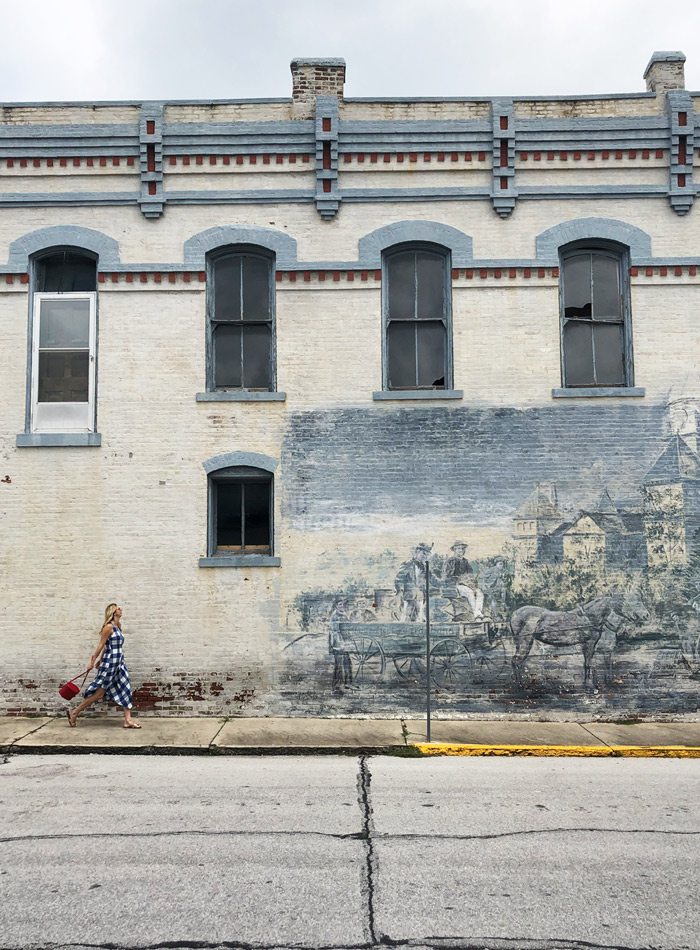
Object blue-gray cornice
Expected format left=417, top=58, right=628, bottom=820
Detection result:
left=203, top=451, right=277, bottom=474
left=5, top=225, right=122, bottom=271
left=184, top=226, right=298, bottom=268
left=535, top=217, right=653, bottom=263
left=357, top=221, right=474, bottom=267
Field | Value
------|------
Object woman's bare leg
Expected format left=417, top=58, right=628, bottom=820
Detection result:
left=67, top=688, right=105, bottom=725
left=122, top=707, right=141, bottom=729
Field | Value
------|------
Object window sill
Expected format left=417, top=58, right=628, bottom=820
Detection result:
left=199, top=555, right=281, bottom=568
left=372, top=389, right=463, bottom=401
left=196, top=392, right=286, bottom=402
left=551, top=387, right=645, bottom=399
left=16, top=432, right=102, bottom=448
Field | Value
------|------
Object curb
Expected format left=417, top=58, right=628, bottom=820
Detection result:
left=412, top=742, right=700, bottom=758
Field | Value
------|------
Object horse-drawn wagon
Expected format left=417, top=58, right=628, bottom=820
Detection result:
left=331, top=620, right=507, bottom=689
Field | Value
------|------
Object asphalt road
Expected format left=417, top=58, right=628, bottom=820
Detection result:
left=0, top=753, right=698, bottom=950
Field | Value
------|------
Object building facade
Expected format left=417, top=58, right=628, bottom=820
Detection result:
left=2, top=53, right=700, bottom=718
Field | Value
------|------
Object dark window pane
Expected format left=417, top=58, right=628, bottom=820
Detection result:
left=416, top=321, right=446, bottom=388
left=242, top=255, right=271, bottom=321
left=241, top=324, right=272, bottom=389
left=387, top=321, right=416, bottom=388
left=39, top=298, right=90, bottom=348
left=563, top=321, right=594, bottom=386
left=244, top=481, right=271, bottom=548
left=38, top=351, right=89, bottom=402
left=592, top=254, right=621, bottom=319
left=387, top=252, right=416, bottom=320
left=593, top=323, right=626, bottom=386
left=217, top=482, right=242, bottom=548
left=213, top=256, right=241, bottom=322
left=37, top=253, right=96, bottom=292
left=416, top=252, right=445, bottom=320
left=214, top=324, right=242, bottom=388
left=563, top=255, right=592, bottom=320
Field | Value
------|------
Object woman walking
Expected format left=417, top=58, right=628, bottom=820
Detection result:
left=67, top=603, right=141, bottom=728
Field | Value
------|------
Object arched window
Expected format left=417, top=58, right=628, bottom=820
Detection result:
left=30, top=248, right=98, bottom=434
left=383, top=244, right=451, bottom=391
left=560, top=244, right=632, bottom=388
left=207, top=247, right=275, bottom=391
left=208, top=466, right=273, bottom=556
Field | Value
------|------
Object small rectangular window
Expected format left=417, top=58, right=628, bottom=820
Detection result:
left=31, top=292, right=96, bottom=433
left=212, top=469, right=272, bottom=555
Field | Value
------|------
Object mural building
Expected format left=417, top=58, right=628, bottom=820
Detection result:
left=1, top=52, right=700, bottom=718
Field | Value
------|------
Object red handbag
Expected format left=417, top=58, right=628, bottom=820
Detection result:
left=59, top=669, right=89, bottom=701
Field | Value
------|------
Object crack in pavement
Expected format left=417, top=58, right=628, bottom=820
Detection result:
left=357, top=754, right=379, bottom=946
left=0, top=937, right=690, bottom=950
left=2, top=826, right=695, bottom=848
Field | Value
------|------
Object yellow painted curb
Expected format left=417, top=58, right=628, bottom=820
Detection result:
left=412, top=743, right=700, bottom=758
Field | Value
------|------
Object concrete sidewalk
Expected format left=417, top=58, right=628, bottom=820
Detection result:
left=2, top=715, right=700, bottom=756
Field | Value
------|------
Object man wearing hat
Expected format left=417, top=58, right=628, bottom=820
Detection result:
left=442, top=541, right=486, bottom=621
left=394, top=542, right=434, bottom=622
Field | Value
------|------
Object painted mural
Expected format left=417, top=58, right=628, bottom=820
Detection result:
left=278, top=394, right=700, bottom=715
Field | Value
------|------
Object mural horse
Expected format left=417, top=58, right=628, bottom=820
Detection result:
left=510, top=591, right=650, bottom=690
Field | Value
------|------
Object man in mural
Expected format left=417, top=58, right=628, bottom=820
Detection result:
left=329, top=599, right=355, bottom=692
left=394, top=543, right=434, bottom=622
left=442, top=541, right=487, bottom=621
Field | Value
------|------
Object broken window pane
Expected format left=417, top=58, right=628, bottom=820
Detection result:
left=563, top=320, right=594, bottom=386
left=563, top=254, right=592, bottom=320
left=416, top=321, right=446, bottom=387
left=241, top=324, right=272, bottom=389
left=387, top=321, right=417, bottom=388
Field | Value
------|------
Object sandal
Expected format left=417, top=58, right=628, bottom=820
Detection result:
left=66, top=709, right=76, bottom=728
left=123, top=721, right=142, bottom=729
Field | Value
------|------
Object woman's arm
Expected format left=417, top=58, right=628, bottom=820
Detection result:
left=89, top=624, right=111, bottom=670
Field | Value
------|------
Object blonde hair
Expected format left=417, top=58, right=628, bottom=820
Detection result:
left=103, top=602, right=119, bottom=629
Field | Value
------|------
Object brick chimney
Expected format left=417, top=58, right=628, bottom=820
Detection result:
left=290, top=58, right=346, bottom=119
left=644, top=51, right=686, bottom=94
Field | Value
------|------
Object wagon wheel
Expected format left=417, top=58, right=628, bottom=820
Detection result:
left=393, top=655, right=426, bottom=680
left=430, top=638, right=472, bottom=691
left=474, top=636, right=508, bottom=677
left=350, top=637, right=385, bottom=685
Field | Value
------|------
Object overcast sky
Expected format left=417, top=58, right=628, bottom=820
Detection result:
left=2, top=0, right=700, bottom=102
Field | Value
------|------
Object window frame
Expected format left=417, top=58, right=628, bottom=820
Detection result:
left=381, top=242, right=453, bottom=392
left=206, top=245, right=277, bottom=393
left=207, top=465, right=274, bottom=559
left=558, top=241, right=634, bottom=390
left=28, top=247, right=99, bottom=436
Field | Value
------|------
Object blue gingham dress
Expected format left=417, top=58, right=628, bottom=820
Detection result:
left=84, top=625, right=133, bottom=709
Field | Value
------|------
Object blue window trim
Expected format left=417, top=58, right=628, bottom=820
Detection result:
left=381, top=242, right=454, bottom=393
left=558, top=240, right=635, bottom=392
left=202, top=454, right=278, bottom=565
left=205, top=245, right=277, bottom=395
